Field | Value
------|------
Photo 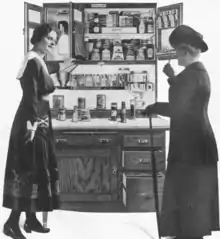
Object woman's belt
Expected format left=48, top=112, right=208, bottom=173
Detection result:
left=36, top=117, right=49, bottom=128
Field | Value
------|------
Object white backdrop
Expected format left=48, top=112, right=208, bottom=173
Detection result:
left=0, top=0, right=220, bottom=238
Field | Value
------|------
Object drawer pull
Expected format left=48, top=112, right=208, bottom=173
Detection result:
left=136, top=192, right=153, bottom=199
left=56, top=138, right=67, bottom=144
left=138, top=158, right=150, bottom=164
left=137, top=139, right=148, bottom=144
left=99, top=139, right=110, bottom=144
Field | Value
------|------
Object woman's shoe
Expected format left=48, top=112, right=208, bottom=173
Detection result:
left=3, top=223, right=26, bottom=239
left=23, top=219, right=50, bottom=233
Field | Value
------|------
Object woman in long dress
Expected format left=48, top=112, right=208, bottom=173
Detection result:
left=145, top=25, right=219, bottom=239
left=2, top=23, right=71, bottom=239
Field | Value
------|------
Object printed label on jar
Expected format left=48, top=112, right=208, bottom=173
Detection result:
left=147, top=48, right=154, bottom=58
left=93, top=27, right=99, bottom=33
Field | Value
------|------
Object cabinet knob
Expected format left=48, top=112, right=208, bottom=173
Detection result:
left=112, top=167, right=117, bottom=175
left=138, top=158, right=150, bottom=164
left=136, top=192, right=153, bottom=199
left=137, top=139, right=148, bottom=144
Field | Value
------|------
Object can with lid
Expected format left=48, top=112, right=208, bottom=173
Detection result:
left=97, top=94, right=106, bottom=109
left=57, top=108, right=66, bottom=121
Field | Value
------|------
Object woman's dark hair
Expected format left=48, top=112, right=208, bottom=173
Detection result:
left=30, top=23, right=61, bottom=45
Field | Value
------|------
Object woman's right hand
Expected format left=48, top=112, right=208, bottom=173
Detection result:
left=143, top=104, right=156, bottom=117
left=163, top=63, right=175, bottom=78
left=60, top=57, right=74, bottom=72
left=24, top=129, right=35, bottom=144
left=24, top=121, right=37, bottom=144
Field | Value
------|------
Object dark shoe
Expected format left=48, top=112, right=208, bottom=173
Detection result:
left=3, top=223, right=26, bottom=239
left=23, top=219, right=50, bottom=233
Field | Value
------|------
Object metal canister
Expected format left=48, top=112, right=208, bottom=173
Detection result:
left=57, top=108, right=66, bottom=121
left=78, top=97, right=86, bottom=109
left=97, top=94, right=106, bottom=109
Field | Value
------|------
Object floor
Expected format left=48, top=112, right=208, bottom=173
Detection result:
left=1, top=207, right=220, bottom=239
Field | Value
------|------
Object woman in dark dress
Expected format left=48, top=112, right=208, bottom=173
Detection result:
left=2, top=23, right=71, bottom=239
left=145, top=25, right=219, bottom=239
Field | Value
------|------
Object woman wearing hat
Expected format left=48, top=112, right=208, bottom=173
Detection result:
left=145, top=25, right=219, bottom=239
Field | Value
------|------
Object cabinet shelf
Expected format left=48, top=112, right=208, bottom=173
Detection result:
left=85, top=33, right=155, bottom=40
left=74, top=60, right=156, bottom=65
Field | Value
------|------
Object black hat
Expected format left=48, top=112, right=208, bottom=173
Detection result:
left=169, top=25, right=208, bottom=52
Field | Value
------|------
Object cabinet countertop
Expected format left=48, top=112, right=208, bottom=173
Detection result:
left=52, top=117, right=170, bottom=131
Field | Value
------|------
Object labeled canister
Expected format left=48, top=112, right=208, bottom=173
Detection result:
left=96, top=94, right=106, bottom=109
left=78, top=97, right=86, bottom=109
left=57, top=108, right=66, bottom=121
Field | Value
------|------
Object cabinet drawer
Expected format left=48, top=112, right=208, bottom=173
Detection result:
left=123, top=133, right=164, bottom=148
left=123, top=151, right=165, bottom=171
left=55, top=133, right=118, bottom=146
left=123, top=173, right=164, bottom=212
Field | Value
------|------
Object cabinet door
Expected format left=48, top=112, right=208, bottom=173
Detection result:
left=57, top=148, right=119, bottom=202
left=71, top=2, right=87, bottom=59
left=24, top=2, right=43, bottom=54
left=156, top=3, right=183, bottom=60
left=43, top=3, right=72, bottom=61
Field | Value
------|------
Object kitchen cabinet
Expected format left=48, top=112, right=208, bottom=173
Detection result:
left=55, top=131, right=120, bottom=202
left=52, top=125, right=167, bottom=213
left=24, top=2, right=183, bottom=92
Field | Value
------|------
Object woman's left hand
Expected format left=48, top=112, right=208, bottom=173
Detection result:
left=163, top=63, right=175, bottom=78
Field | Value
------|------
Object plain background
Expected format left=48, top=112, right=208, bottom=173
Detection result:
left=0, top=0, right=220, bottom=238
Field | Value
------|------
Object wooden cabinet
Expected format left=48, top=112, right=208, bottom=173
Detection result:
left=55, top=131, right=120, bottom=203
left=57, top=148, right=119, bottom=202
left=122, top=172, right=164, bottom=212
left=53, top=128, right=166, bottom=213
left=121, top=131, right=165, bottom=212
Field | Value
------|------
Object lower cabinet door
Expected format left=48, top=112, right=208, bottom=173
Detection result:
left=122, top=172, right=165, bottom=212
left=57, top=148, right=119, bottom=202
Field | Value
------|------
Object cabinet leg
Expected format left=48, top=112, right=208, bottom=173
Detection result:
left=42, top=212, right=48, bottom=228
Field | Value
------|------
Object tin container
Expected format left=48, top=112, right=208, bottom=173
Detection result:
left=57, top=108, right=66, bottom=121
left=97, top=94, right=106, bottom=109
left=78, top=97, right=86, bottom=109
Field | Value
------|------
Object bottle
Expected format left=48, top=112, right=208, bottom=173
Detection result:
left=147, top=12, right=154, bottom=33
left=110, top=102, right=118, bottom=121
left=130, top=99, right=136, bottom=119
left=120, top=101, right=127, bottom=123
left=72, top=106, right=78, bottom=122
left=157, top=15, right=162, bottom=29
left=146, top=39, right=154, bottom=60
left=93, top=14, right=101, bottom=33
left=138, top=18, right=145, bottom=34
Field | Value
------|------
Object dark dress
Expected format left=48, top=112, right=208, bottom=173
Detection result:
left=151, top=62, right=219, bottom=238
left=3, top=57, right=60, bottom=212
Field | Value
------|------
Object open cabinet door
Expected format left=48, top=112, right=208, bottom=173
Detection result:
left=71, top=2, right=87, bottom=60
left=156, top=3, right=183, bottom=60
left=24, top=2, right=43, bottom=55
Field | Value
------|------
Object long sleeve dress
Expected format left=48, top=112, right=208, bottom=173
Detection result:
left=151, top=61, right=219, bottom=238
left=3, top=53, right=60, bottom=212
